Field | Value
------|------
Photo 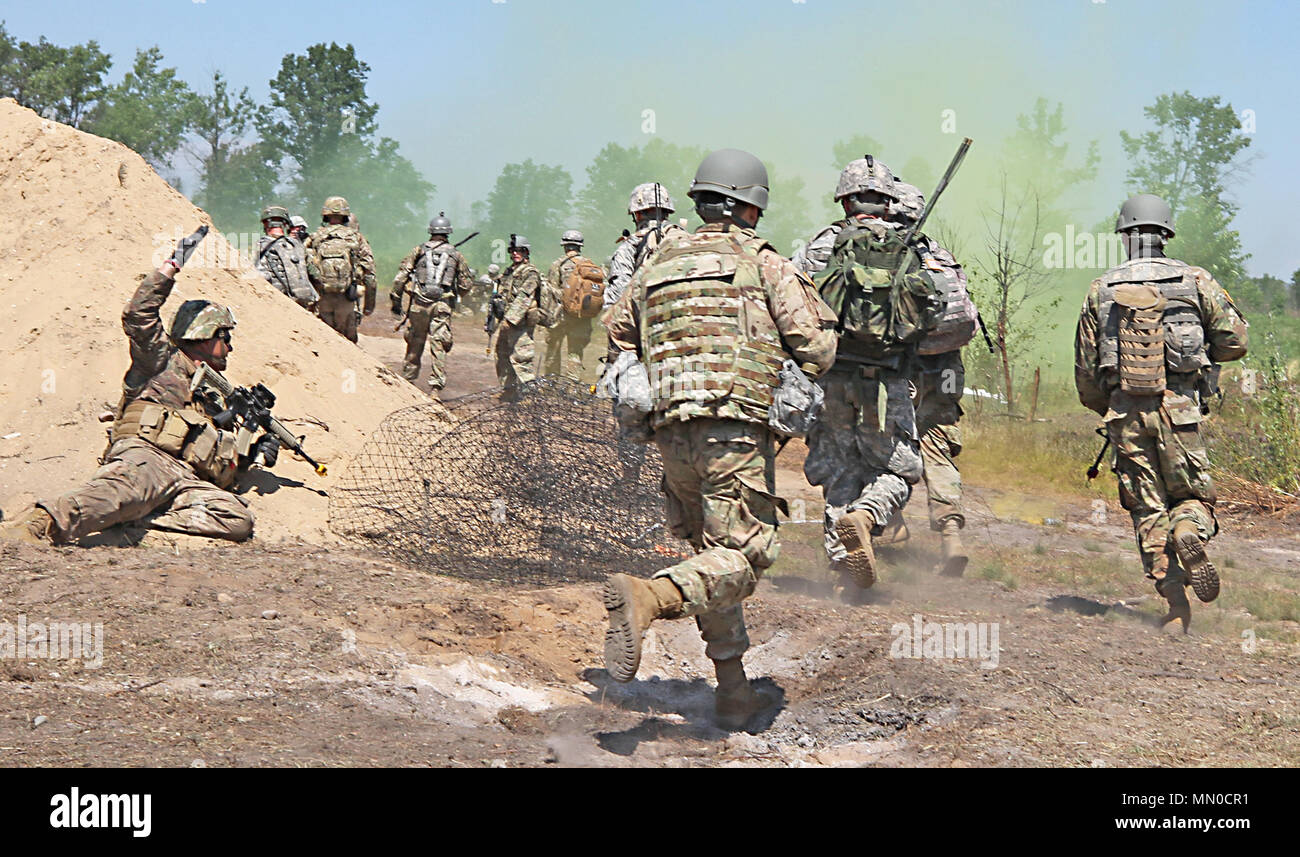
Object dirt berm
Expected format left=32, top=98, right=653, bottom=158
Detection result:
left=0, top=98, right=434, bottom=543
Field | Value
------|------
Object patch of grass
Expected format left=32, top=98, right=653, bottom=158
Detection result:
left=1082, top=540, right=1104, bottom=553
left=1237, top=589, right=1300, bottom=624
left=976, top=560, right=1018, bottom=590
left=1033, top=542, right=1048, bottom=556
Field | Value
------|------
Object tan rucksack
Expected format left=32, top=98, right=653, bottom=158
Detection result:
left=562, top=257, right=606, bottom=318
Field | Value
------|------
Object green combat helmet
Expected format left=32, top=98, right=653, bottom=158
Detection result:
left=170, top=300, right=238, bottom=342
left=561, top=229, right=584, bottom=247
left=627, top=182, right=675, bottom=215
left=688, top=149, right=770, bottom=209
left=260, top=205, right=291, bottom=224
left=1116, top=193, right=1175, bottom=237
left=428, top=212, right=453, bottom=236
left=322, top=196, right=351, bottom=219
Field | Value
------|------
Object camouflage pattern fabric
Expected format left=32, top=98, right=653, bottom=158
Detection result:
left=255, top=234, right=318, bottom=309
left=494, top=260, right=543, bottom=391
left=318, top=292, right=360, bottom=343
left=402, top=304, right=454, bottom=391
left=494, top=323, right=536, bottom=392
left=651, top=418, right=781, bottom=661
left=791, top=223, right=841, bottom=277
left=543, top=314, right=594, bottom=381
left=804, top=367, right=922, bottom=561
left=392, top=237, right=472, bottom=390
left=36, top=267, right=253, bottom=543
left=1076, top=256, right=1248, bottom=576
left=603, top=222, right=683, bottom=309
left=914, top=350, right=965, bottom=530
left=605, top=222, right=836, bottom=661
left=39, top=438, right=253, bottom=543
left=305, top=224, right=376, bottom=338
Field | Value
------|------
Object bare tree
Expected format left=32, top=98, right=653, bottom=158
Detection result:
left=973, top=175, right=1056, bottom=415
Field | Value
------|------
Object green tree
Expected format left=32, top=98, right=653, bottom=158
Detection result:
left=575, top=138, right=704, bottom=255
left=0, top=32, right=110, bottom=127
left=479, top=159, right=574, bottom=265
left=1005, top=98, right=1100, bottom=223
left=258, top=43, right=433, bottom=279
left=87, top=47, right=193, bottom=168
left=761, top=168, right=813, bottom=258
left=188, top=71, right=276, bottom=233
left=1120, top=91, right=1253, bottom=287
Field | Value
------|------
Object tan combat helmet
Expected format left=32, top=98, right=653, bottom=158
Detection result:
left=322, top=195, right=351, bottom=218
left=170, top=300, right=238, bottom=342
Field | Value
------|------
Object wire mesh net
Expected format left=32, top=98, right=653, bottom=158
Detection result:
left=329, top=376, right=692, bottom=584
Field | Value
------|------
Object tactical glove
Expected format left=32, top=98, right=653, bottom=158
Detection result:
left=256, top=434, right=280, bottom=468
left=170, top=225, right=209, bottom=270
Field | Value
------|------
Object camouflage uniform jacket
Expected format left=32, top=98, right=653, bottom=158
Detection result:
left=606, top=223, right=838, bottom=427
left=120, top=269, right=210, bottom=416
left=391, top=237, right=473, bottom=310
left=305, top=224, right=378, bottom=313
left=500, top=260, right=543, bottom=327
left=604, top=221, right=685, bottom=308
left=1075, top=257, right=1248, bottom=416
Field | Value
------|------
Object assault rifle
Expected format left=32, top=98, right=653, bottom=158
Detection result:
left=189, top=362, right=328, bottom=476
left=395, top=231, right=481, bottom=332
left=484, top=281, right=506, bottom=353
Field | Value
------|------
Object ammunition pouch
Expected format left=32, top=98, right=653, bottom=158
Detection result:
left=114, top=401, right=238, bottom=489
left=1113, top=283, right=1167, bottom=396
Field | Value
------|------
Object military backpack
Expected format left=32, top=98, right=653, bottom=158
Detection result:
left=562, top=257, right=607, bottom=318
left=312, top=228, right=355, bottom=295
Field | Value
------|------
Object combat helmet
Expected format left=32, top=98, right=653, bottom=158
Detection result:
left=428, top=212, right=453, bottom=236
left=260, top=205, right=290, bottom=225
left=834, top=155, right=898, bottom=202
left=170, top=300, right=237, bottom=342
left=322, top=195, right=351, bottom=218
left=487, top=263, right=501, bottom=276
left=627, top=182, right=676, bottom=215
left=688, top=149, right=770, bottom=210
left=561, top=229, right=584, bottom=247
left=891, top=181, right=925, bottom=223
left=509, top=234, right=530, bottom=253
left=289, top=215, right=308, bottom=231
left=1116, top=193, right=1175, bottom=237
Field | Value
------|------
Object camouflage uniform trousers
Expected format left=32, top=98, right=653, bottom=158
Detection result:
left=542, top=313, right=594, bottom=381
left=494, top=323, right=537, bottom=392
left=402, top=301, right=454, bottom=391
left=318, top=292, right=359, bottom=343
left=652, top=418, right=782, bottom=662
left=914, top=352, right=966, bottom=531
left=1106, top=389, right=1217, bottom=576
left=38, top=438, right=253, bottom=543
left=804, top=366, right=923, bottom=561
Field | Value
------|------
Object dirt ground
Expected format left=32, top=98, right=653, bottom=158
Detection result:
left=3, top=321, right=1298, bottom=767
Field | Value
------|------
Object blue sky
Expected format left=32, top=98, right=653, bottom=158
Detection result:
left=4, top=0, right=1296, bottom=277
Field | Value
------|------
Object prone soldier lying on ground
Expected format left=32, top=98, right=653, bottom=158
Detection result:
left=0, top=227, right=318, bottom=546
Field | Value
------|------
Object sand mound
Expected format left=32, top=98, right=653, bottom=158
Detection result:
left=0, top=98, right=436, bottom=543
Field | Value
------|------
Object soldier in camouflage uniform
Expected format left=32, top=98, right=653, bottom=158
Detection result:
left=390, top=213, right=473, bottom=394
left=603, top=149, right=838, bottom=728
left=289, top=215, right=310, bottom=244
left=541, top=230, right=602, bottom=381
left=493, top=235, right=543, bottom=395
left=1076, top=193, right=1248, bottom=631
left=255, top=205, right=319, bottom=311
left=305, top=195, right=376, bottom=343
left=1, top=228, right=281, bottom=546
left=602, top=182, right=681, bottom=310
left=888, top=181, right=973, bottom=576
left=793, top=157, right=943, bottom=591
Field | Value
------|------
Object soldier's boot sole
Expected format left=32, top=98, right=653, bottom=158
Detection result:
left=1156, top=574, right=1192, bottom=634
left=1174, top=527, right=1219, bottom=603
left=836, top=510, right=877, bottom=589
left=602, top=574, right=682, bottom=683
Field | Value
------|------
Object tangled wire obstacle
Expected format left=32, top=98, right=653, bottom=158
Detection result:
left=329, top=376, right=692, bottom=584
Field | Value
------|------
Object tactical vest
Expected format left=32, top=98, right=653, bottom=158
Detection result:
left=110, top=396, right=239, bottom=489
left=1096, top=258, right=1209, bottom=395
left=916, top=240, right=977, bottom=356
left=312, top=227, right=356, bottom=294
left=815, top=219, right=934, bottom=368
left=257, top=237, right=317, bottom=307
left=638, top=231, right=786, bottom=418
left=414, top=240, right=457, bottom=303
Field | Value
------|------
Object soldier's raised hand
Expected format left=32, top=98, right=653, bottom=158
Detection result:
left=170, top=225, right=209, bottom=271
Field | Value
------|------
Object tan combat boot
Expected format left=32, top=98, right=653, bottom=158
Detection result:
left=713, top=656, right=766, bottom=731
left=938, top=519, right=969, bottom=578
left=1172, top=519, right=1219, bottom=603
left=0, top=506, right=55, bottom=545
left=876, top=512, right=910, bottom=547
left=603, top=574, right=685, bottom=682
left=1153, top=555, right=1191, bottom=634
left=836, top=509, right=877, bottom=588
